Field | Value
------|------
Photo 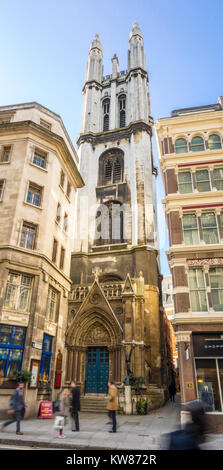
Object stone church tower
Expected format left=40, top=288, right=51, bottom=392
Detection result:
left=66, top=23, right=165, bottom=410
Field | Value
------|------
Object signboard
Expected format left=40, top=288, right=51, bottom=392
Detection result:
left=32, top=341, right=42, bottom=350
left=38, top=401, right=53, bottom=419
left=193, top=334, right=223, bottom=357
left=185, top=382, right=194, bottom=390
left=29, top=359, right=40, bottom=389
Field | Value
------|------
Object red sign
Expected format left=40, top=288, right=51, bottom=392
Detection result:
left=38, top=401, right=53, bottom=419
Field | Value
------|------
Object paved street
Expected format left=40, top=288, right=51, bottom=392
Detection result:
left=0, top=396, right=223, bottom=450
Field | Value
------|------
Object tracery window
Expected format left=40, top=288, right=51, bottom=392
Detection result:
left=103, top=98, right=110, bottom=131
left=119, top=95, right=126, bottom=128
left=98, top=149, right=124, bottom=186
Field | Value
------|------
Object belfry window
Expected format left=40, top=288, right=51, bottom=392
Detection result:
left=119, top=95, right=126, bottom=128
left=103, top=98, right=110, bottom=131
left=98, top=149, right=124, bottom=186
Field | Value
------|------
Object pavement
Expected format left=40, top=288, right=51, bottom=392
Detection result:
left=0, top=397, right=223, bottom=450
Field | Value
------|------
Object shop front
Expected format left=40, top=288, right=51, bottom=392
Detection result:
left=193, top=333, right=223, bottom=413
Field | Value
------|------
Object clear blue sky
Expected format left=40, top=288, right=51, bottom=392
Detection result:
left=0, top=0, right=223, bottom=275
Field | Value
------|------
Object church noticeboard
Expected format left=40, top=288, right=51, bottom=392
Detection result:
left=38, top=401, right=53, bottom=419
left=29, top=359, right=40, bottom=389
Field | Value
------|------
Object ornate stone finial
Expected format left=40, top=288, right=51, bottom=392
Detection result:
left=94, top=34, right=100, bottom=40
left=133, top=21, right=139, bottom=28
left=92, top=266, right=102, bottom=281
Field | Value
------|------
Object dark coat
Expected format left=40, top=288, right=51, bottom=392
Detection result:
left=10, top=388, right=26, bottom=413
left=71, top=386, right=80, bottom=412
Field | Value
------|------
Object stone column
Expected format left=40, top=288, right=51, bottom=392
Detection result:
left=175, top=331, right=197, bottom=404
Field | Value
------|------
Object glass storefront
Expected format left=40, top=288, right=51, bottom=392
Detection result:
left=0, top=325, right=26, bottom=378
left=193, top=334, right=223, bottom=412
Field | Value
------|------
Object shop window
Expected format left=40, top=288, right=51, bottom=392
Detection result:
left=201, top=212, right=219, bottom=244
left=182, top=213, right=199, bottom=245
left=175, top=138, right=188, bottom=154
left=4, top=272, right=32, bottom=312
left=178, top=171, right=193, bottom=194
left=40, top=333, right=53, bottom=381
left=0, top=325, right=26, bottom=378
left=195, top=169, right=211, bottom=192
left=208, top=134, right=222, bottom=150
left=196, top=359, right=222, bottom=412
left=209, top=267, right=223, bottom=311
left=213, top=168, right=223, bottom=190
left=188, top=268, right=208, bottom=312
left=191, top=136, right=205, bottom=152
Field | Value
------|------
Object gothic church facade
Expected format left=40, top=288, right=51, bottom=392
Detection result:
left=66, top=23, right=166, bottom=404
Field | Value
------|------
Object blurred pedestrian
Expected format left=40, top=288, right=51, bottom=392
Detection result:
left=107, top=381, right=118, bottom=433
left=60, top=388, right=70, bottom=425
left=1, top=382, right=27, bottom=435
left=169, top=382, right=176, bottom=402
left=70, top=381, right=80, bottom=432
left=167, top=400, right=207, bottom=450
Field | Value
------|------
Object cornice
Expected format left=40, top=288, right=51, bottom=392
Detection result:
left=0, top=120, right=84, bottom=188
left=76, top=120, right=153, bottom=147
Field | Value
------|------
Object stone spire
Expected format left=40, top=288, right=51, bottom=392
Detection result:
left=85, top=34, right=103, bottom=83
left=128, top=22, right=146, bottom=70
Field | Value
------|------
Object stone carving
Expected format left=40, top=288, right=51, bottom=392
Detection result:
left=187, top=258, right=223, bottom=267
left=90, top=293, right=100, bottom=305
left=84, top=325, right=110, bottom=344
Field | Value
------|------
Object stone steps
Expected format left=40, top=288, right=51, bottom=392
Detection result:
left=80, top=396, right=107, bottom=413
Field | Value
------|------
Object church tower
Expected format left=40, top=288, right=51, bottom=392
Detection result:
left=66, top=24, right=165, bottom=409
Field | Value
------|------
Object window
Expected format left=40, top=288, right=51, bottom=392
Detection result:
left=0, top=325, right=26, bottom=379
left=0, top=180, right=5, bottom=200
left=104, top=157, right=123, bottom=185
left=32, top=149, right=46, bottom=169
left=103, top=99, right=110, bottom=131
left=63, top=213, right=68, bottom=232
left=188, top=268, right=208, bottom=312
left=60, top=170, right=65, bottom=188
left=96, top=201, right=124, bottom=245
left=4, top=272, right=32, bottom=312
left=221, top=211, right=223, bottom=228
left=40, top=119, right=51, bottom=130
left=213, top=168, right=223, bottom=190
left=119, top=95, right=126, bottom=128
left=178, top=171, right=193, bottom=194
left=26, top=183, right=42, bottom=207
left=59, top=247, right=65, bottom=270
left=195, top=169, right=211, bottom=192
left=1, top=146, right=11, bottom=163
left=208, top=134, right=221, bottom=150
left=175, top=138, right=188, bottom=154
left=20, top=222, right=37, bottom=250
left=0, top=118, right=10, bottom=124
left=46, top=288, right=58, bottom=322
left=209, top=267, right=223, bottom=311
left=56, top=203, right=61, bottom=223
left=201, top=212, right=219, bottom=244
left=40, top=334, right=53, bottom=380
left=191, top=136, right=205, bottom=152
left=182, top=213, right=199, bottom=245
left=52, top=238, right=58, bottom=263
left=66, top=182, right=71, bottom=199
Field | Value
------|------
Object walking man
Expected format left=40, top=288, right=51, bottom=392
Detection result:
left=70, top=381, right=80, bottom=432
left=107, top=381, right=118, bottom=433
left=169, top=381, right=176, bottom=402
left=1, top=382, right=27, bottom=435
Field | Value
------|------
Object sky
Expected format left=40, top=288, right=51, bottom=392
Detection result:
left=0, top=0, right=223, bottom=276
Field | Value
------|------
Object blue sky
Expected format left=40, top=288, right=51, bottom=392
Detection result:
left=0, top=0, right=223, bottom=275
